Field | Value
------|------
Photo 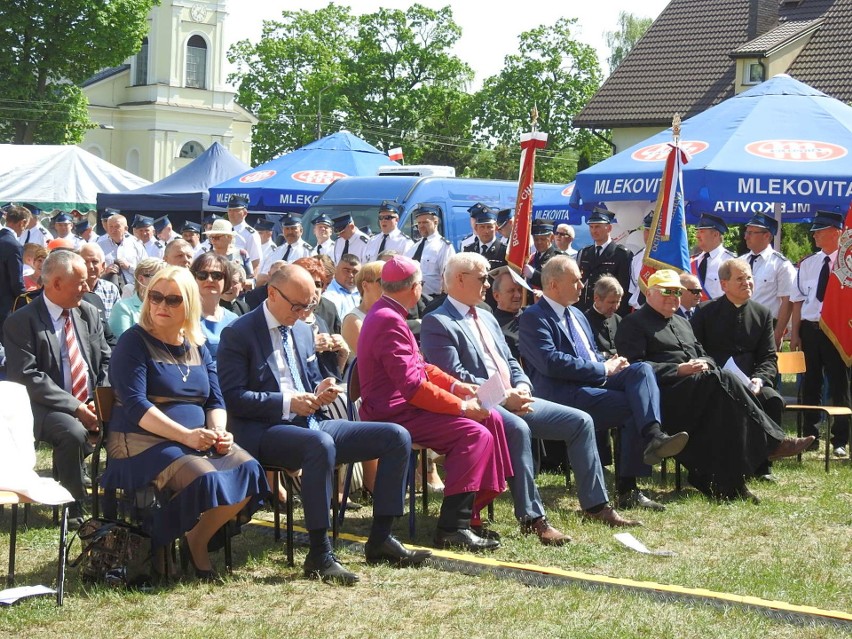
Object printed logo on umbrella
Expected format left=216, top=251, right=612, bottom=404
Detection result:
left=561, top=183, right=574, bottom=197
left=239, top=170, right=277, bottom=183
left=292, top=170, right=348, bottom=184
left=631, top=141, right=709, bottom=162
left=745, top=140, right=847, bottom=162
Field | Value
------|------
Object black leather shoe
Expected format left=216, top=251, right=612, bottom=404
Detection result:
left=616, top=489, right=666, bottom=512
left=303, top=552, right=359, bottom=585
left=433, top=528, right=500, bottom=552
left=643, top=431, right=689, bottom=465
left=470, top=525, right=501, bottom=541
left=364, top=535, right=432, bottom=567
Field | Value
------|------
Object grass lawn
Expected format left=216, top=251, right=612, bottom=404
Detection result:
left=0, top=440, right=849, bottom=639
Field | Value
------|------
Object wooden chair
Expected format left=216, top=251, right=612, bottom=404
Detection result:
left=777, top=350, right=851, bottom=472
left=91, top=386, right=233, bottom=573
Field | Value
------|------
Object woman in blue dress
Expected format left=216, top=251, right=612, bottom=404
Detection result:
left=102, top=265, right=267, bottom=579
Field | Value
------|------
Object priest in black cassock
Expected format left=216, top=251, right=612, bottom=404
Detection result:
left=584, top=276, right=623, bottom=358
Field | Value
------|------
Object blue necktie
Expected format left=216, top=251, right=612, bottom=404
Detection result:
left=565, top=309, right=594, bottom=362
left=278, top=325, right=318, bottom=430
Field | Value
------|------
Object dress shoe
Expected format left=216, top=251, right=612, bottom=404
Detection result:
left=582, top=505, right=642, bottom=528
left=833, top=446, right=848, bottom=458
left=180, top=538, right=221, bottom=582
left=616, top=489, right=665, bottom=512
left=433, top=528, right=500, bottom=552
left=303, top=552, right=359, bottom=586
left=470, top=525, right=501, bottom=541
left=642, top=431, right=689, bottom=465
left=364, top=535, right=432, bottom=567
left=768, top=436, right=815, bottom=461
left=520, top=517, right=571, bottom=546
left=755, top=473, right=777, bottom=483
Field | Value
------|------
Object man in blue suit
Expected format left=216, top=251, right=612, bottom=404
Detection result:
left=218, top=264, right=430, bottom=585
left=421, top=253, right=639, bottom=534
left=518, top=255, right=689, bottom=511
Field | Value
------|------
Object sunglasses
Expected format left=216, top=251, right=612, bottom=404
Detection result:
left=554, top=232, right=572, bottom=237
left=194, top=270, right=225, bottom=282
left=686, top=288, right=702, bottom=295
left=657, top=287, right=683, bottom=298
left=148, top=291, right=184, bottom=308
left=462, top=272, right=488, bottom=284
left=378, top=215, right=398, bottom=221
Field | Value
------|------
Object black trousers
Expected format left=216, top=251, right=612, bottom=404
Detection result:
left=34, top=408, right=88, bottom=501
left=800, top=321, right=851, bottom=446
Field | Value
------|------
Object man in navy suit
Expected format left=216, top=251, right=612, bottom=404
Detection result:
left=217, top=264, right=429, bottom=585
left=0, top=205, right=30, bottom=335
left=422, top=253, right=638, bottom=535
left=518, top=255, right=689, bottom=511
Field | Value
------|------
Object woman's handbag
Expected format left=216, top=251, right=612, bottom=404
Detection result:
left=68, top=518, right=153, bottom=587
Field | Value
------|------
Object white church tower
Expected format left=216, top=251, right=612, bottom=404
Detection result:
left=81, top=0, right=256, bottom=181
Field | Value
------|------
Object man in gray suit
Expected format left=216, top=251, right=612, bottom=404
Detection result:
left=421, top=253, right=640, bottom=540
left=4, top=251, right=110, bottom=526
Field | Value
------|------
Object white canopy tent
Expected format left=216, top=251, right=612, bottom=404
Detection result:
left=0, top=145, right=149, bottom=211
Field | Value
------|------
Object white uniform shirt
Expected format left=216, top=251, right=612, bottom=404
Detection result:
left=19, top=224, right=52, bottom=247
left=693, top=244, right=735, bottom=300
left=363, top=228, right=413, bottom=262
left=142, top=238, right=165, bottom=259
left=259, top=240, right=313, bottom=274
left=54, top=233, right=87, bottom=250
left=232, top=221, right=263, bottom=265
left=260, top=239, right=278, bottom=261
left=791, top=249, right=837, bottom=322
left=628, top=249, right=645, bottom=309
left=312, top=238, right=335, bottom=258
left=95, top=233, right=146, bottom=284
left=333, top=229, right=370, bottom=263
left=404, top=231, right=456, bottom=296
left=739, top=245, right=796, bottom=318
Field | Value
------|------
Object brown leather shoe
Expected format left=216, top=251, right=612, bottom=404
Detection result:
left=768, top=436, right=816, bottom=461
left=583, top=505, right=642, bottom=528
left=520, top=517, right=571, bottom=546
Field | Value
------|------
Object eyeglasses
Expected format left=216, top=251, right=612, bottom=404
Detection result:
left=270, top=284, right=317, bottom=313
left=656, top=287, right=683, bottom=298
left=313, top=280, right=324, bottom=288
left=194, top=270, right=225, bottom=282
left=686, top=288, right=702, bottom=295
left=462, top=272, right=488, bottom=284
left=147, top=291, right=184, bottom=308
left=378, top=215, right=398, bottom=221
left=554, top=232, right=572, bottom=238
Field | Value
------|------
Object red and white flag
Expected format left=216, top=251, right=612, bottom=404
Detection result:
left=820, top=202, right=852, bottom=365
left=388, top=147, right=404, bottom=162
left=507, top=131, right=547, bottom=272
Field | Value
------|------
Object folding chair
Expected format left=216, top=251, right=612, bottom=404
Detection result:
left=777, top=350, right=852, bottom=472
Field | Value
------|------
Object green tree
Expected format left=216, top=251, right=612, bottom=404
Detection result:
left=473, top=18, right=609, bottom=183
left=0, top=0, right=157, bottom=144
left=605, top=11, right=652, bottom=73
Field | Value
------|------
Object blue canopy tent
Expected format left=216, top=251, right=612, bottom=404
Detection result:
left=97, top=142, right=250, bottom=220
left=572, top=74, right=852, bottom=224
left=208, top=132, right=397, bottom=212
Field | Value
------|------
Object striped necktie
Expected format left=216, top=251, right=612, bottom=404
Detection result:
left=278, top=325, right=318, bottom=429
left=62, top=310, right=89, bottom=402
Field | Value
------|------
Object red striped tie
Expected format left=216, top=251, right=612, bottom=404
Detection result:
left=62, top=310, right=89, bottom=403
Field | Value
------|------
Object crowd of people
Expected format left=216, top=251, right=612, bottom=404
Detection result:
left=0, top=194, right=846, bottom=587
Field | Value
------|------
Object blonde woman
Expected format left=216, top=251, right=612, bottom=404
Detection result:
left=101, top=266, right=266, bottom=579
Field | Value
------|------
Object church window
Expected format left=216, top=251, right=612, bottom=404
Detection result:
left=134, top=37, right=148, bottom=86
left=186, top=35, right=207, bottom=89
left=180, top=141, right=205, bottom=159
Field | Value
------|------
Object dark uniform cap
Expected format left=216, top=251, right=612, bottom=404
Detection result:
left=132, top=215, right=155, bottom=229
left=643, top=212, right=654, bottom=229
left=467, top=202, right=494, bottom=219
left=809, top=210, right=843, bottom=231
left=531, top=219, right=554, bottom=236
left=412, top=203, right=443, bottom=218
left=53, top=212, right=73, bottom=224
left=153, top=215, right=171, bottom=233
left=331, top=213, right=354, bottom=233
left=587, top=208, right=616, bottom=225
left=227, top=194, right=249, bottom=209
left=379, top=201, right=402, bottom=216
left=279, top=213, right=303, bottom=228
left=75, top=219, right=92, bottom=233
left=745, top=213, right=778, bottom=236
left=695, top=212, right=728, bottom=234
left=180, top=221, right=202, bottom=234
left=102, top=208, right=121, bottom=221
left=496, top=208, right=514, bottom=227
left=313, top=214, right=333, bottom=228
left=473, top=209, right=497, bottom=224
left=254, top=218, right=276, bottom=231
left=203, top=214, right=221, bottom=226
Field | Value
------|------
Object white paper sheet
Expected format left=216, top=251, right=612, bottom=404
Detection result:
left=614, top=532, right=675, bottom=556
left=0, top=585, right=55, bottom=605
left=723, top=357, right=752, bottom=387
left=476, top=373, right=508, bottom=410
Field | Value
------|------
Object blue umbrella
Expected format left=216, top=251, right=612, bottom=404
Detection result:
left=572, top=75, right=852, bottom=223
left=208, top=132, right=397, bottom=212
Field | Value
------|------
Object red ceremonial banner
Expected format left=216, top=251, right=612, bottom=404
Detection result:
left=507, top=131, right=547, bottom=271
left=820, top=203, right=852, bottom=365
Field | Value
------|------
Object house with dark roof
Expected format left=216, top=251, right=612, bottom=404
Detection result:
left=574, top=0, right=846, bottom=152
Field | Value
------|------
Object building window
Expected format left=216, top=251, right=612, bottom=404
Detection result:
left=744, top=61, right=765, bottom=85
left=179, top=141, right=205, bottom=159
left=126, top=149, right=140, bottom=176
left=134, top=37, right=148, bottom=86
left=186, top=35, right=207, bottom=89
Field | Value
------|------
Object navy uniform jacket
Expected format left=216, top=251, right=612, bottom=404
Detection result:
left=0, top=228, right=25, bottom=331
left=576, top=242, right=633, bottom=316
left=527, top=246, right=557, bottom=289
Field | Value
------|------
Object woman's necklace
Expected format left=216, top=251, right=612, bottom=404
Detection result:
left=154, top=332, right=190, bottom=382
